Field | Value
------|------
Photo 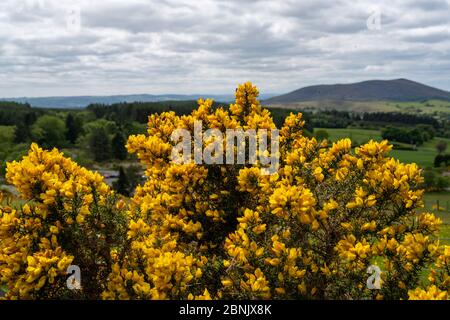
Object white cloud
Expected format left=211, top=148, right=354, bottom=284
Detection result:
left=0, top=0, right=449, bottom=97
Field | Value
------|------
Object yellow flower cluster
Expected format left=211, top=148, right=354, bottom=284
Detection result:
left=420, top=245, right=450, bottom=298
left=408, top=285, right=448, bottom=300
left=110, top=82, right=449, bottom=300
left=103, top=249, right=206, bottom=300
left=0, top=202, right=75, bottom=298
left=269, top=185, right=317, bottom=226
left=335, top=235, right=371, bottom=263
left=1, top=144, right=126, bottom=299
left=6, top=143, right=109, bottom=217
left=396, top=233, right=430, bottom=263
left=1, top=82, right=448, bottom=300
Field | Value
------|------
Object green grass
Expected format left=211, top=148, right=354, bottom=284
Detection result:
left=423, top=193, right=450, bottom=245
left=439, top=225, right=450, bottom=245
left=395, top=137, right=450, bottom=168
left=271, top=99, right=450, bottom=120
left=316, top=128, right=450, bottom=168
left=389, top=149, right=437, bottom=168
left=387, top=100, right=450, bottom=116
left=423, top=192, right=450, bottom=216
left=316, top=128, right=382, bottom=144
left=421, top=137, right=450, bottom=150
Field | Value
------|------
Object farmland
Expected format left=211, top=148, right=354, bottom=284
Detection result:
left=270, top=99, right=450, bottom=121
left=317, top=127, right=450, bottom=168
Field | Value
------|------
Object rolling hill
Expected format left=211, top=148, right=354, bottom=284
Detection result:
left=265, top=79, right=450, bottom=104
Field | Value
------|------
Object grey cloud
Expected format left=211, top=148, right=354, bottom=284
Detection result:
left=411, top=0, right=450, bottom=11
left=0, top=0, right=449, bottom=97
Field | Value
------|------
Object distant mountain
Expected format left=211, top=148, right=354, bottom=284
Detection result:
left=265, top=79, right=450, bottom=104
left=0, top=93, right=277, bottom=109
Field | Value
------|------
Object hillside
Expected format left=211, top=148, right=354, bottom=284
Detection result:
left=262, top=99, right=450, bottom=119
left=265, top=79, right=450, bottom=104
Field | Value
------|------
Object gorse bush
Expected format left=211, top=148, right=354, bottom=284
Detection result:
left=1, top=83, right=449, bottom=300
left=0, top=145, right=128, bottom=299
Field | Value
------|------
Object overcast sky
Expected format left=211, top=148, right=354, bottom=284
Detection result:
left=0, top=0, right=449, bottom=97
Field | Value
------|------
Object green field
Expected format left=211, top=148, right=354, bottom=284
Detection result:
left=270, top=99, right=450, bottom=120
left=423, top=192, right=450, bottom=245
left=424, top=192, right=450, bottom=220
left=389, top=150, right=437, bottom=168
left=440, top=225, right=450, bottom=245
left=316, top=128, right=382, bottom=143
left=387, top=99, right=450, bottom=116
left=317, top=127, right=450, bottom=168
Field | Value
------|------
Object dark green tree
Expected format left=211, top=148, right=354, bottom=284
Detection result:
left=436, top=176, right=450, bottom=191
left=436, top=141, right=448, bottom=155
left=314, top=129, right=329, bottom=141
left=423, top=170, right=437, bottom=190
left=14, top=113, right=36, bottom=143
left=125, top=165, right=144, bottom=193
left=14, top=122, right=30, bottom=143
left=88, top=127, right=111, bottom=162
left=434, top=154, right=450, bottom=168
left=31, top=115, right=67, bottom=148
left=113, top=167, right=130, bottom=196
left=66, top=113, right=82, bottom=144
left=111, top=132, right=128, bottom=160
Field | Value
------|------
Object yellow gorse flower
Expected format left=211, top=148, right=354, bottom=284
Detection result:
left=1, top=83, right=448, bottom=300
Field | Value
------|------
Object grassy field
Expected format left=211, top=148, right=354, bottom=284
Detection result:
left=270, top=99, right=450, bottom=120
left=387, top=99, right=450, bottom=116
left=389, top=150, right=437, bottom=168
left=423, top=192, right=450, bottom=245
left=317, top=127, right=450, bottom=168
left=392, top=137, right=450, bottom=168
left=316, top=128, right=382, bottom=143
left=424, top=192, right=450, bottom=219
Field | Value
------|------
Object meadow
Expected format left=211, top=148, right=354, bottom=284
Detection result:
left=317, top=127, right=450, bottom=168
left=271, top=99, right=450, bottom=121
left=423, top=192, right=450, bottom=245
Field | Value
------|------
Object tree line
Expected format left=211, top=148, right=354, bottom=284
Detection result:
left=0, top=100, right=447, bottom=173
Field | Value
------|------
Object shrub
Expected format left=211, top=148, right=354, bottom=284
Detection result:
left=436, top=141, right=448, bottom=155
left=31, top=115, right=67, bottom=149
left=0, top=144, right=128, bottom=299
left=381, top=127, right=430, bottom=146
left=1, top=83, right=449, bottom=300
left=106, top=82, right=449, bottom=300
left=314, top=129, right=329, bottom=141
left=434, top=154, right=450, bottom=168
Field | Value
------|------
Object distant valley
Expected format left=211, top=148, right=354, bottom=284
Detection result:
left=0, top=93, right=277, bottom=109
left=2, top=79, right=450, bottom=116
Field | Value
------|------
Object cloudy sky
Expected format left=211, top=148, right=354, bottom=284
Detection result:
left=0, top=0, right=449, bottom=97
